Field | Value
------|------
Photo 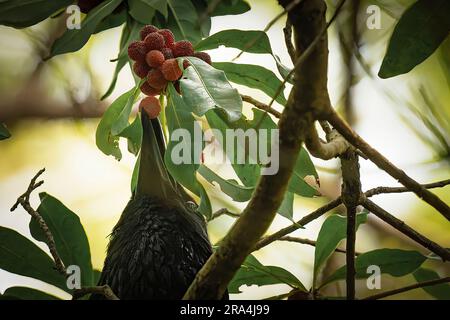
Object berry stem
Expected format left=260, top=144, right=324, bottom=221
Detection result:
left=159, top=94, right=168, bottom=142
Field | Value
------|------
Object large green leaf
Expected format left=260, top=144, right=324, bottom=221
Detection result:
left=322, top=249, right=427, bottom=287
left=197, top=165, right=254, bottom=202
left=180, top=56, right=242, bottom=122
left=0, top=0, right=73, bottom=28
left=165, top=83, right=212, bottom=217
left=102, top=19, right=143, bottom=100
left=313, top=212, right=368, bottom=285
left=413, top=268, right=450, bottom=300
left=145, top=0, right=168, bottom=18
left=229, top=254, right=306, bottom=294
left=110, top=81, right=143, bottom=136
left=278, top=191, right=294, bottom=221
left=166, top=0, right=201, bottom=43
left=195, top=29, right=272, bottom=54
left=0, top=122, right=11, bottom=140
left=213, top=62, right=286, bottom=105
left=49, top=0, right=123, bottom=58
left=30, top=193, right=93, bottom=287
left=2, top=287, right=59, bottom=300
left=0, top=226, right=67, bottom=292
left=209, top=0, right=250, bottom=17
left=288, top=148, right=319, bottom=197
left=120, top=113, right=143, bottom=156
left=128, top=0, right=156, bottom=24
left=379, top=0, right=450, bottom=78
left=96, top=88, right=134, bottom=160
left=94, top=8, right=127, bottom=34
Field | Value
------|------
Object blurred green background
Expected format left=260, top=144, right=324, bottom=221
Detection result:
left=0, top=0, right=449, bottom=299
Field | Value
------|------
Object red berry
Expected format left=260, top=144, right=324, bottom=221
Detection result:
left=161, top=59, right=183, bottom=81
left=161, top=47, right=174, bottom=59
left=140, top=25, right=159, bottom=40
left=144, top=33, right=165, bottom=51
left=133, top=62, right=150, bottom=78
left=145, top=50, right=165, bottom=68
left=193, top=51, right=212, bottom=65
left=140, top=82, right=161, bottom=96
left=172, top=40, right=194, bottom=57
left=139, top=96, right=161, bottom=119
left=147, top=69, right=168, bottom=89
left=128, top=41, right=147, bottom=62
left=157, top=29, right=175, bottom=47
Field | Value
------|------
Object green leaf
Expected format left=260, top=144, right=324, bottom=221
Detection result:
left=111, top=82, right=142, bottom=136
left=314, top=212, right=368, bottom=285
left=273, top=54, right=294, bottom=84
left=0, top=226, right=67, bottom=292
left=197, top=165, right=254, bottom=202
left=322, top=249, right=427, bottom=287
left=2, top=287, right=59, bottom=300
left=165, top=83, right=212, bottom=217
left=180, top=56, right=242, bottom=122
left=120, top=113, right=143, bottom=156
left=167, top=0, right=201, bottom=43
left=144, top=0, right=168, bottom=18
left=278, top=191, right=294, bottom=221
left=288, top=148, right=319, bottom=197
left=379, top=0, right=450, bottom=78
left=128, top=0, right=156, bottom=24
left=229, top=254, right=306, bottom=294
left=96, top=88, right=134, bottom=160
left=213, top=62, right=286, bottom=105
left=195, top=29, right=272, bottom=54
left=30, top=193, right=94, bottom=287
left=209, top=0, right=250, bottom=17
left=0, top=0, right=73, bottom=28
left=102, top=19, right=143, bottom=100
left=0, top=122, right=11, bottom=140
left=413, top=268, right=450, bottom=300
left=49, top=0, right=123, bottom=58
left=94, top=8, right=127, bottom=34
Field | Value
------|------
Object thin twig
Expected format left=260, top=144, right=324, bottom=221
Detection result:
left=327, top=108, right=450, bottom=221
left=363, top=277, right=450, bottom=300
left=209, top=208, right=240, bottom=221
left=72, top=286, right=119, bottom=300
left=278, top=236, right=360, bottom=255
left=10, top=168, right=66, bottom=275
left=232, top=0, right=304, bottom=61
left=365, top=179, right=450, bottom=197
left=283, top=20, right=296, bottom=63
left=241, top=94, right=281, bottom=118
left=268, top=0, right=347, bottom=109
left=362, top=198, right=450, bottom=261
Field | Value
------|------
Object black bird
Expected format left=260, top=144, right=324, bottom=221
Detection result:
left=92, top=111, right=215, bottom=299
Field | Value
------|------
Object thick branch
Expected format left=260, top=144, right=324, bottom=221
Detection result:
left=340, top=150, right=361, bottom=300
left=326, top=108, right=450, bottom=221
left=305, top=125, right=350, bottom=160
left=363, top=277, right=450, bottom=300
left=184, top=0, right=331, bottom=299
left=362, top=199, right=450, bottom=261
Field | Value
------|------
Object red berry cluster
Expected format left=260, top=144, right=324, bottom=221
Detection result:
left=128, top=25, right=212, bottom=99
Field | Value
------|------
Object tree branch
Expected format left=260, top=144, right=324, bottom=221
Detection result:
left=365, top=179, right=450, bottom=197
left=208, top=208, right=240, bottom=221
left=305, top=125, right=350, bottom=160
left=10, top=168, right=66, bottom=275
left=326, top=108, right=450, bottom=221
left=340, top=150, right=361, bottom=300
left=362, top=198, right=450, bottom=261
left=363, top=277, right=450, bottom=300
left=184, top=0, right=334, bottom=299
left=10, top=169, right=119, bottom=300
left=240, top=94, right=281, bottom=118
left=72, top=286, right=119, bottom=300
left=278, top=236, right=360, bottom=255
left=283, top=20, right=296, bottom=63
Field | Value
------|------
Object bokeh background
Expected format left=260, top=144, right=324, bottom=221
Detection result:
left=0, top=0, right=449, bottom=299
